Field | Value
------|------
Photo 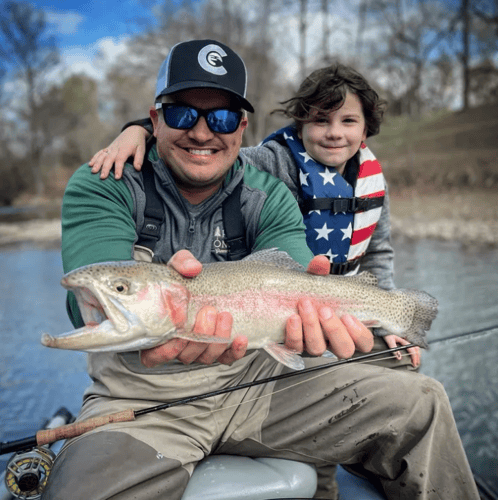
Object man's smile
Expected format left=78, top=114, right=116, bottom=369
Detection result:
left=187, top=148, right=218, bottom=156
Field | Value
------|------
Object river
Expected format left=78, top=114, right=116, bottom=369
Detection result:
left=0, top=239, right=497, bottom=497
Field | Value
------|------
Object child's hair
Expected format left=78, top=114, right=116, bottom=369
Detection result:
left=273, top=63, right=387, bottom=138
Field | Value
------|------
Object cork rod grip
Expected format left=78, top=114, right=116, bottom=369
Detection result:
left=36, top=409, right=136, bottom=446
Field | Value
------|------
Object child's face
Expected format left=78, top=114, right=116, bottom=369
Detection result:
left=298, top=91, right=367, bottom=175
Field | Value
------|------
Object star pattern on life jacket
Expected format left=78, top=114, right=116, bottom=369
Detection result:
left=264, top=127, right=355, bottom=263
left=262, top=126, right=386, bottom=267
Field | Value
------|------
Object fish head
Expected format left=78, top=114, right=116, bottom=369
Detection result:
left=42, top=261, right=189, bottom=352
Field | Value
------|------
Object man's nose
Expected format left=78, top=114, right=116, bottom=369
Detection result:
left=187, top=116, right=214, bottom=142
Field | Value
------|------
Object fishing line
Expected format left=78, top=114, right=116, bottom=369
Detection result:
left=159, top=351, right=415, bottom=425
left=0, top=344, right=415, bottom=456
left=429, top=324, right=498, bottom=344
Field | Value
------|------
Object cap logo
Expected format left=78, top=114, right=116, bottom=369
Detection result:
left=198, top=44, right=227, bottom=76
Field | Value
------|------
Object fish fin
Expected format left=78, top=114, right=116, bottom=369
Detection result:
left=338, top=271, right=379, bottom=287
left=264, top=343, right=305, bottom=370
left=242, top=248, right=306, bottom=271
left=173, top=331, right=232, bottom=344
left=160, top=284, right=190, bottom=327
left=322, top=350, right=339, bottom=362
left=371, top=327, right=391, bottom=337
left=394, top=289, right=439, bottom=349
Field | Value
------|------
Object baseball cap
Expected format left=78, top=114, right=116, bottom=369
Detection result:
left=155, top=39, right=254, bottom=113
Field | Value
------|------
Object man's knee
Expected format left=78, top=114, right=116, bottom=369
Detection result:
left=42, top=431, right=189, bottom=500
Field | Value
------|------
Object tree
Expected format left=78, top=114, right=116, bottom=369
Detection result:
left=365, top=0, right=457, bottom=115
left=0, top=1, right=60, bottom=195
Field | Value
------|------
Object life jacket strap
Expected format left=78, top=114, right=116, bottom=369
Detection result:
left=301, top=195, right=384, bottom=215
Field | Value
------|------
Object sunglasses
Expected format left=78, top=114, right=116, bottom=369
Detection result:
left=156, top=103, right=243, bottom=134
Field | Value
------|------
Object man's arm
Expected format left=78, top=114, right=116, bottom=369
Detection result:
left=61, top=167, right=250, bottom=365
left=62, top=164, right=137, bottom=326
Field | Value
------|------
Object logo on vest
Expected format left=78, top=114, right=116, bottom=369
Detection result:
left=198, top=44, right=228, bottom=76
left=212, top=225, right=228, bottom=254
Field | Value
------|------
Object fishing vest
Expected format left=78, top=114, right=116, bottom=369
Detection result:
left=262, top=126, right=385, bottom=275
left=133, top=140, right=249, bottom=262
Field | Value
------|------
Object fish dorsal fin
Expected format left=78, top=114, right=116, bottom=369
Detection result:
left=242, top=248, right=305, bottom=271
left=339, top=271, right=378, bottom=287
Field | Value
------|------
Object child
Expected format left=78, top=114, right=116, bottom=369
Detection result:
left=254, top=64, right=388, bottom=279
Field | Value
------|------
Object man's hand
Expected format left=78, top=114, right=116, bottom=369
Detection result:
left=285, top=255, right=374, bottom=359
left=89, top=126, right=150, bottom=180
left=140, top=250, right=248, bottom=368
left=141, top=252, right=374, bottom=368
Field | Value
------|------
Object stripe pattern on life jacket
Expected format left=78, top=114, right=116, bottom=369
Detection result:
left=348, top=143, right=385, bottom=262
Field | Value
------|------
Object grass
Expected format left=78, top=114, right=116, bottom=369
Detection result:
left=389, top=188, right=498, bottom=223
left=369, top=103, right=498, bottom=190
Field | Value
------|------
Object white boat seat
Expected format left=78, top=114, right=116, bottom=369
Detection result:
left=181, top=455, right=386, bottom=500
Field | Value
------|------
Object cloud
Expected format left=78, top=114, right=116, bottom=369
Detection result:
left=59, top=37, right=130, bottom=80
left=45, top=10, right=85, bottom=35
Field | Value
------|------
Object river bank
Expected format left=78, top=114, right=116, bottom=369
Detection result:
left=0, top=189, right=497, bottom=248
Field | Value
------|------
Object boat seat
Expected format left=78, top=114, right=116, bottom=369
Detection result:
left=181, top=455, right=386, bottom=500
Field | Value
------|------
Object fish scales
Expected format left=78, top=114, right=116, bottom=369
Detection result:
left=41, top=250, right=438, bottom=370
left=187, top=261, right=414, bottom=333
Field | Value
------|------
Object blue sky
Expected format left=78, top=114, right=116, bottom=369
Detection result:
left=35, top=0, right=156, bottom=44
left=31, top=0, right=186, bottom=79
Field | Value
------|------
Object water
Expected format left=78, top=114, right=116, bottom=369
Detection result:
left=0, top=240, right=497, bottom=495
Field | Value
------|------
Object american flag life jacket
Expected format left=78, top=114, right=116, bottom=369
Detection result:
left=262, top=126, right=385, bottom=275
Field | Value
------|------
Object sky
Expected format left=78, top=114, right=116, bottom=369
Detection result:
left=31, top=0, right=170, bottom=79
left=30, top=0, right=351, bottom=82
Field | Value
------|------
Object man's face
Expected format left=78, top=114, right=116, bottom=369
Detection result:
left=150, top=88, right=248, bottom=201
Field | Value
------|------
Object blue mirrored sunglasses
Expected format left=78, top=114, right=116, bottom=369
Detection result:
left=157, top=103, right=243, bottom=134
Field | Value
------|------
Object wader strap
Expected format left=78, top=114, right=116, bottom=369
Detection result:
left=136, top=141, right=164, bottom=253
left=301, top=195, right=384, bottom=215
left=223, top=182, right=248, bottom=261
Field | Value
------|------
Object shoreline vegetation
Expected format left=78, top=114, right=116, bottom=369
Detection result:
left=1, top=188, right=497, bottom=249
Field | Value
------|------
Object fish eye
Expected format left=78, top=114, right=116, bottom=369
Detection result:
left=112, top=280, right=130, bottom=294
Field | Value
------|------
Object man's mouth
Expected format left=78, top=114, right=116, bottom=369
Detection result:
left=186, top=148, right=217, bottom=156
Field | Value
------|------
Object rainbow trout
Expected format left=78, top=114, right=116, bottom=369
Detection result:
left=41, top=250, right=438, bottom=370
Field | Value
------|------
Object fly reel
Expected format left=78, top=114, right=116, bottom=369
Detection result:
left=4, top=447, right=56, bottom=500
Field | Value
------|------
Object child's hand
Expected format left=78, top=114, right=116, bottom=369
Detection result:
left=383, top=334, right=420, bottom=367
left=89, top=125, right=150, bottom=180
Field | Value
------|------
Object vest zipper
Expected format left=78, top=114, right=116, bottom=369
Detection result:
left=186, top=217, right=196, bottom=249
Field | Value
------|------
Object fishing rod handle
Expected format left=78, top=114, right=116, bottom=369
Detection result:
left=36, top=409, right=135, bottom=446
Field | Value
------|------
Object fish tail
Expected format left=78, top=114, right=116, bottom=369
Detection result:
left=396, top=289, right=439, bottom=348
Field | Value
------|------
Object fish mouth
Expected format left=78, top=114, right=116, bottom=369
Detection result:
left=44, top=281, right=157, bottom=352
left=73, top=287, right=108, bottom=326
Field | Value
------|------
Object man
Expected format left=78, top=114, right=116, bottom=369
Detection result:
left=43, top=40, right=479, bottom=500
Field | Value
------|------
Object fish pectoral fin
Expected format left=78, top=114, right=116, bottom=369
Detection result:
left=263, top=343, right=305, bottom=371
left=173, top=331, right=232, bottom=344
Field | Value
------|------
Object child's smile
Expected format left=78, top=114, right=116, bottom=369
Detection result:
left=298, top=92, right=367, bottom=175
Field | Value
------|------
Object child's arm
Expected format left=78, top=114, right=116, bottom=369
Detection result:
left=89, top=122, right=151, bottom=179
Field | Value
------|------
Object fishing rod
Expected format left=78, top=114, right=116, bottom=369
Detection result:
left=0, top=343, right=414, bottom=457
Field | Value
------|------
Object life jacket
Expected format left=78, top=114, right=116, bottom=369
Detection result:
left=262, top=127, right=385, bottom=275
left=134, top=140, right=249, bottom=262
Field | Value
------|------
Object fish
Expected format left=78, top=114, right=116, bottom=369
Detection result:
left=41, top=249, right=438, bottom=370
